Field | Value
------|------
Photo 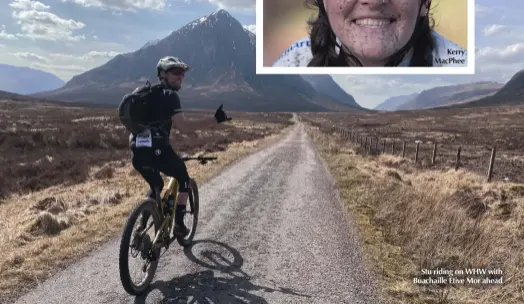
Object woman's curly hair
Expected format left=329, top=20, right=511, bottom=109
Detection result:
left=305, top=0, right=435, bottom=67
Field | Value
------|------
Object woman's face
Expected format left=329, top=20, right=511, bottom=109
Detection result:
left=323, top=0, right=426, bottom=66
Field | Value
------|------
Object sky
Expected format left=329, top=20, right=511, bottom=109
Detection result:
left=0, top=0, right=523, bottom=109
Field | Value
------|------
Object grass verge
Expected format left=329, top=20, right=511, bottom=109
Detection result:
left=0, top=121, right=295, bottom=303
left=304, top=123, right=524, bottom=304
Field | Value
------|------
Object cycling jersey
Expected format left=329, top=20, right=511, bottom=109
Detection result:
left=129, top=87, right=182, bottom=147
left=272, top=30, right=467, bottom=68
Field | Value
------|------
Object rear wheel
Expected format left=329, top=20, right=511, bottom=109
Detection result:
left=176, top=178, right=199, bottom=247
left=118, top=199, right=162, bottom=295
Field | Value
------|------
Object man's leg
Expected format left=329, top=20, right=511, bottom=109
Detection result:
left=158, top=146, right=191, bottom=236
left=132, top=149, right=164, bottom=230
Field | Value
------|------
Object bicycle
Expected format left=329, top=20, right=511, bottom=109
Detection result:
left=118, top=154, right=217, bottom=296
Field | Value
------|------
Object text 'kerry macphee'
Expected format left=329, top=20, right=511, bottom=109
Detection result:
left=434, top=48, right=467, bottom=65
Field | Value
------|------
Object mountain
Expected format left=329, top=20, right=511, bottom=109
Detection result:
left=33, top=10, right=360, bottom=112
left=450, top=69, right=524, bottom=108
left=396, top=81, right=504, bottom=110
left=139, top=38, right=161, bottom=50
left=300, top=75, right=361, bottom=108
left=0, top=64, right=65, bottom=95
left=0, top=89, right=37, bottom=101
left=374, top=93, right=418, bottom=111
left=0, top=89, right=118, bottom=109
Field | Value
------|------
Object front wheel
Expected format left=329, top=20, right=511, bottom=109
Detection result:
left=176, top=178, right=199, bottom=247
left=118, top=198, right=162, bottom=295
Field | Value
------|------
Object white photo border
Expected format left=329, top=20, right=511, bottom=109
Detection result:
left=256, top=0, right=475, bottom=75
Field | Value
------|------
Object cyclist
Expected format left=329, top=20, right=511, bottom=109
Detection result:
left=130, top=56, right=232, bottom=237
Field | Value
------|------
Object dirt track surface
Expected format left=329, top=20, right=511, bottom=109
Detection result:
left=12, top=123, right=381, bottom=304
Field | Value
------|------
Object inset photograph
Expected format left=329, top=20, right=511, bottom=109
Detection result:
left=257, top=0, right=474, bottom=74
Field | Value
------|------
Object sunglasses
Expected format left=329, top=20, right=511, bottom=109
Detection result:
left=167, top=68, right=185, bottom=76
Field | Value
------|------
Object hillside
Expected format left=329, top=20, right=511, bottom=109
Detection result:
left=300, top=75, right=360, bottom=109
left=451, top=69, right=524, bottom=108
left=374, top=93, right=418, bottom=111
left=396, top=81, right=504, bottom=110
left=0, top=89, right=36, bottom=101
left=0, top=64, right=65, bottom=95
left=32, top=10, right=360, bottom=112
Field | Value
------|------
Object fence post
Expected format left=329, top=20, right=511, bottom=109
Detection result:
left=375, top=138, right=379, bottom=152
left=369, top=138, right=373, bottom=154
left=382, top=140, right=386, bottom=153
left=391, top=142, right=395, bottom=154
left=487, top=147, right=497, bottom=182
left=455, top=147, right=461, bottom=170
left=402, top=141, right=406, bottom=158
left=432, top=143, right=437, bottom=165
left=415, top=142, right=420, bottom=163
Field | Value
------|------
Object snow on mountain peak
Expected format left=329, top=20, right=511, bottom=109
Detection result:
left=139, top=38, right=161, bottom=50
left=184, top=9, right=233, bottom=31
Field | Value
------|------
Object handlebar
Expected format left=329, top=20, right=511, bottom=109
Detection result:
left=181, top=155, right=218, bottom=165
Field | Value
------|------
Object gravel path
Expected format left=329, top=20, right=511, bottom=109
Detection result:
left=12, top=123, right=382, bottom=304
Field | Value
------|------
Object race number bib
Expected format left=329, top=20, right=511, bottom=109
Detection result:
left=135, top=129, right=152, bottom=148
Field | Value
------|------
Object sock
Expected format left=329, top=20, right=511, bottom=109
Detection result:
left=175, top=204, right=186, bottom=224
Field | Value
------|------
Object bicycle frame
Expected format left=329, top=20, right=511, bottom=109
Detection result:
left=138, top=156, right=215, bottom=251
left=148, top=177, right=179, bottom=250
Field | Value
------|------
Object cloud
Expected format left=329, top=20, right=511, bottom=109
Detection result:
left=335, top=75, right=457, bottom=97
left=243, top=24, right=255, bottom=33
left=185, top=0, right=254, bottom=10
left=12, top=9, right=86, bottom=41
left=61, top=0, right=168, bottom=11
left=6, top=49, right=121, bottom=78
left=477, top=43, right=524, bottom=63
left=9, top=0, right=50, bottom=10
left=475, top=4, right=493, bottom=18
left=30, top=62, right=87, bottom=72
left=209, top=0, right=254, bottom=9
left=483, top=24, right=506, bottom=36
left=9, top=50, right=120, bottom=62
left=0, top=25, right=18, bottom=40
left=11, top=51, right=50, bottom=62
left=48, top=50, right=121, bottom=61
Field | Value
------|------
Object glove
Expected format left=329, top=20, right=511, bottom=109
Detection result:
left=214, top=104, right=232, bottom=123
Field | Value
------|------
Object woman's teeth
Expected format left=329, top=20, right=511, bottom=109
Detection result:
left=355, top=19, right=392, bottom=27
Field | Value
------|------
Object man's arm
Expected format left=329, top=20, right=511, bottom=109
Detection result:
left=171, top=112, right=217, bottom=133
left=163, top=88, right=218, bottom=133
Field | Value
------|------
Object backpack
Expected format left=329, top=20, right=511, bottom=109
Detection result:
left=118, top=80, right=164, bottom=134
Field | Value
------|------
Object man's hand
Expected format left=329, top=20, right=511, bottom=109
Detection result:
left=214, top=104, right=232, bottom=123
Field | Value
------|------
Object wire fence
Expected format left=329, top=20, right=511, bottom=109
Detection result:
left=299, top=115, right=524, bottom=184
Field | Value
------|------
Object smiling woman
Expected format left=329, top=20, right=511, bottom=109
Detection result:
left=265, top=0, right=469, bottom=69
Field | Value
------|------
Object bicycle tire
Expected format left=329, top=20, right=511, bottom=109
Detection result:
left=118, top=198, right=162, bottom=295
left=176, top=178, right=199, bottom=247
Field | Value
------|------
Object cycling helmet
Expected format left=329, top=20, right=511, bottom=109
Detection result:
left=156, top=56, right=190, bottom=76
